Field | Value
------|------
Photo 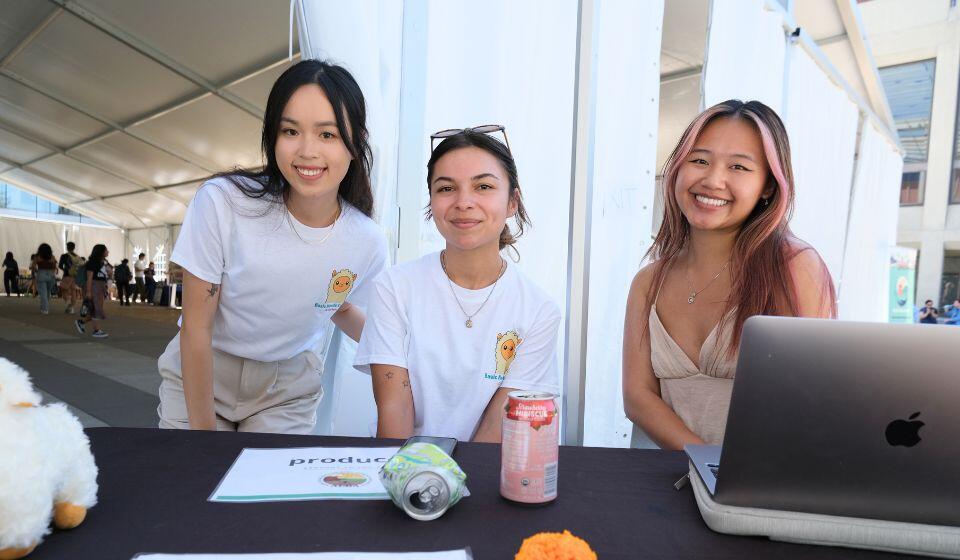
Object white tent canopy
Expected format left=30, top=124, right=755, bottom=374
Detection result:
left=0, top=0, right=298, bottom=230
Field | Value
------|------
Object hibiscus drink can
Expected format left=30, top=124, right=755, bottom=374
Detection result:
left=379, top=442, right=467, bottom=521
left=500, top=391, right=559, bottom=504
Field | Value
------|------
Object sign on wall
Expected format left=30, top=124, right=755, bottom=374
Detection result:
left=888, top=246, right=917, bottom=323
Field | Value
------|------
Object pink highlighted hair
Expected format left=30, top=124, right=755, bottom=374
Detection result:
left=646, top=99, right=837, bottom=357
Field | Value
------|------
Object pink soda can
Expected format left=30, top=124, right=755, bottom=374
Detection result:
left=500, top=391, right=559, bottom=504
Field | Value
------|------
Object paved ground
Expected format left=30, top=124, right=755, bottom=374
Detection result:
left=0, top=294, right=180, bottom=428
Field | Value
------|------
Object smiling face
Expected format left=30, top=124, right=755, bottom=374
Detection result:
left=674, top=117, right=773, bottom=234
left=274, top=85, right=353, bottom=204
left=333, top=274, right=352, bottom=293
left=429, top=147, right=518, bottom=252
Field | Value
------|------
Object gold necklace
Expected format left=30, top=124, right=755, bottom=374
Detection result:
left=440, top=250, right=506, bottom=328
left=685, top=260, right=730, bottom=304
left=287, top=203, right=341, bottom=245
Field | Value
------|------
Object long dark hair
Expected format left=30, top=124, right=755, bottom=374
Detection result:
left=426, top=131, right=530, bottom=251
left=218, top=59, right=374, bottom=217
left=88, top=244, right=107, bottom=269
left=37, top=243, right=54, bottom=261
left=646, top=99, right=836, bottom=357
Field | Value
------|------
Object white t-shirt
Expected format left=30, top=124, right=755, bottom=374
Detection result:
left=134, top=259, right=146, bottom=278
left=354, top=252, right=561, bottom=441
left=171, top=176, right=388, bottom=362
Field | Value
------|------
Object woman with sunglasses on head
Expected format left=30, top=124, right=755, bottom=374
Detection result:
left=157, top=60, right=388, bottom=434
left=622, top=100, right=836, bottom=450
left=355, top=127, right=560, bottom=442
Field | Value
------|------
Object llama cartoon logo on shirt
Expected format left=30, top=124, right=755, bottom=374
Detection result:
left=484, top=330, right=523, bottom=382
left=315, top=268, right=357, bottom=310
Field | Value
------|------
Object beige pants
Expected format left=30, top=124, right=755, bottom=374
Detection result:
left=157, top=333, right=323, bottom=434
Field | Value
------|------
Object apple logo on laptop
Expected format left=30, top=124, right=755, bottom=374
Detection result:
left=885, top=412, right=924, bottom=447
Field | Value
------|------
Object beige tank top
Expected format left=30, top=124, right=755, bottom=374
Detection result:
left=649, top=272, right=738, bottom=445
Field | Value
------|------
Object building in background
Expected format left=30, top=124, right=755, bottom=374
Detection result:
left=862, top=0, right=960, bottom=310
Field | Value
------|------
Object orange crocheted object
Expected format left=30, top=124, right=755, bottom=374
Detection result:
left=514, top=530, right=597, bottom=560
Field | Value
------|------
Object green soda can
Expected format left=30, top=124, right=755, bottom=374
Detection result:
left=379, top=442, right=467, bottom=521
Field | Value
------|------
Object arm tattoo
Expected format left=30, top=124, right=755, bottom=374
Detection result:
left=402, top=380, right=410, bottom=389
left=385, top=371, right=395, bottom=379
left=206, top=284, right=219, bottom=299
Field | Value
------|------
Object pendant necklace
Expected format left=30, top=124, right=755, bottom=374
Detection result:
left=685, top=260, right=730, bottom=304
left=440, top=250, right=506, bottom=328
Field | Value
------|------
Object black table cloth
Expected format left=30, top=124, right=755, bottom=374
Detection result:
left=30, top=428, right=915, bottom=559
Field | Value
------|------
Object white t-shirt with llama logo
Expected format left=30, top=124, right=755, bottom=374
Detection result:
left=354, top=252, right=561, bottom=441
left=171, top=176, right=388, bottom=363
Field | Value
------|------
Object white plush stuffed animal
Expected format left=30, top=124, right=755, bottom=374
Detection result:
left=0, top=358, right=98, bottom=559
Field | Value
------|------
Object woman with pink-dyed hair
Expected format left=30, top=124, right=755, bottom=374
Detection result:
left=622, top=100, right=836, bottom=450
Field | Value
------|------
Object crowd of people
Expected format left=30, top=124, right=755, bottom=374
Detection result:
left=2, top=242, right=162, bottom=339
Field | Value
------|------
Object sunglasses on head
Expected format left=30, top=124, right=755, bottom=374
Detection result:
left=430, top=124, right=511, bottom=153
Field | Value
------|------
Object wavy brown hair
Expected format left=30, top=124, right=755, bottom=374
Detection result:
left=645, top=100, right=836, bottom=357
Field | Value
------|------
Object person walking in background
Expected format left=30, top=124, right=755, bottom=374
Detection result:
left=134, top=252, right=146, bottom=303
left=27, top=253, right=38, bottom=297
left=105, top=260, right=116, bottom=302
left=919, top=299, right=939, bottom=324
left=58, top=241, right=81, bottom=313
left=115, top=258, right=133, bottom=306
left=144, top=261, right=157, bottom=305
left=76, top=244, right=109, bottom=339
left=3, top=252, right=19, bottom=297
left=943, top=299, right=959, bottom=325
left=35, top=243, right=58, bottom=315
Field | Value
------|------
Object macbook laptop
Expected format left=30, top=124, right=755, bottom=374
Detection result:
left=686, top=315, right=960, bottom=527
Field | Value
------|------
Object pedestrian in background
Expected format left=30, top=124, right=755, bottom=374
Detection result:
left=3, top=252, right=19, bottom=297
left=144, top=261, right=157, bottom=305
left=134, top=252, right=147, bottom=303
left=35, top=243, right=57, bottom=315
left=58, top=241, right=81, bottom=313
left=115, top=258, right=133, bottom=306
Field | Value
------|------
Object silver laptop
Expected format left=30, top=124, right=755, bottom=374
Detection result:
left=686, top=315, right=960, bottom=527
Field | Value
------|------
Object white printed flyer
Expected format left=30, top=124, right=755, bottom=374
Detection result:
left=132, top=551, right=471, bottom=559
left=209, top=447, right=399, bottom=502
left=132, top=552, right=471, bottom=559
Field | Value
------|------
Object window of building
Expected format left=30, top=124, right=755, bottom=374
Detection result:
left=941, top=253, right=960, bottom=310
left=879, top=59, right=937, bottom=206
left=0, top=182, right=108, bottom=225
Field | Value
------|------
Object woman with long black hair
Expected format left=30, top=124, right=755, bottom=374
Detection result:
left=75, top=244, right=110, bottom=339
left=157, top=60, right=388, bottom=434
left=34, top=243, right=57, bottom=314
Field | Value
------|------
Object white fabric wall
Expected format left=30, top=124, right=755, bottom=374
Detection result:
left=0, top=217, right=123, bottom=269
left=702, top=0, right=786, bottom=112
left=297, top=0, right=403, bottom=436
left=838, top=122, right=904, bottom=321
left=784, top=47, right=860, bottom=280
left=581, top=1, right=664, bottom=447
left=411, top=1, right=579, bottom=289
left=125, top=226, right=176, bottom=281
left=407, top=0, right=579, bottom=438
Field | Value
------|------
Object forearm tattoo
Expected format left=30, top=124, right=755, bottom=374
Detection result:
left=206, top=284, right=219, bottom=299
